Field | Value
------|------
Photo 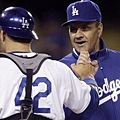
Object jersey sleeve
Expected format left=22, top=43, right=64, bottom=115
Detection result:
left=54, top=61, right=99, bottom=114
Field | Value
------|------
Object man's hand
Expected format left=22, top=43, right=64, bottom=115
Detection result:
left=71, top=51, right=98, bottom=80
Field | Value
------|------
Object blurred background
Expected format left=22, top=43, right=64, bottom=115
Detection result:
left=0, top=0, right=120, bottom=60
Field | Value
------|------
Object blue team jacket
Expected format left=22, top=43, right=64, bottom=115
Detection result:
left=60, top=39, right=120, bottom=120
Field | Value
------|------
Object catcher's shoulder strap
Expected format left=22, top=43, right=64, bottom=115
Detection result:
left=0, top=52, right=51, bottom=74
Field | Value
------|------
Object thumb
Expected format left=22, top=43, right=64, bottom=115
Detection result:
left=91, top=60, right=99, bottom=72
left=91, top=60, right=98, bottom=66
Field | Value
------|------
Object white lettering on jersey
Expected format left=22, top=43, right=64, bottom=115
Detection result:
left=72, top=6, right=79, bottom=16
left=98, top=78, right=120, bottom=105
left=22, top=17, right=29, bottom=28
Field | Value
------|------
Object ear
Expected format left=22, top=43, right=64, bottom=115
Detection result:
left=98, top=23, right=103, bottom=37
left=0, top=29, right=6, bottom=42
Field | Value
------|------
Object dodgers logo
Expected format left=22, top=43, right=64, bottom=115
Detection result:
left=72, top=6, right=79, bottom=16
left=98, top=78, right=120, bottom=105
left=22, top=17, right=29, bottom=28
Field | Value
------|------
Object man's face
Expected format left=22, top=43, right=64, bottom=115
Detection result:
left=68, top=22, right=103, bottom=53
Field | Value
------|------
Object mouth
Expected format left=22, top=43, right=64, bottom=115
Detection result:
left=75, top=41, right=87, bottom=46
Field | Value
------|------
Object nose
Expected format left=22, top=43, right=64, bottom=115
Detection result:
left=75, top=28, right=84, bottom=38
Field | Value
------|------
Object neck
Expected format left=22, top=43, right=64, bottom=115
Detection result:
left=5, top=41, right=31, bottom=53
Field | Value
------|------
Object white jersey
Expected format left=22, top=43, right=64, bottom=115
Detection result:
left=0, top=52, right=92, bottom=120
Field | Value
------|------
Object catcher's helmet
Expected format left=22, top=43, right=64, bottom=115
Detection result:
left=0, top=7, right=38, bottom=40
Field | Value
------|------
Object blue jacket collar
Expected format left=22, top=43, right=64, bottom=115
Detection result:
left=72, top=39, right=108, bottom=60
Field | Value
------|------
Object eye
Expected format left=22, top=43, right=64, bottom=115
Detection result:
left=69, top=26, right=78, bottom=33
left=81, top=25, right=90, bottom=31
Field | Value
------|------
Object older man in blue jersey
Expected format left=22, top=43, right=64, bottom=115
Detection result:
left=60, top=0, right=120, bottom=120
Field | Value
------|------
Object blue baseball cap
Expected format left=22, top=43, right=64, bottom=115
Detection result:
left=62, top=0, right=102, bottom=26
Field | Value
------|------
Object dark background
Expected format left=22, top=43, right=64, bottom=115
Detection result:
left=0, top=0, right=120, bottom=59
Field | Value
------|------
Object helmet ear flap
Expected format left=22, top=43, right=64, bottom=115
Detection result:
left=0, top=7, right=38, bottom=40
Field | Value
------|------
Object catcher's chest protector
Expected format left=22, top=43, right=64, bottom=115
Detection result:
left=0, top=53, right=51, bottom=120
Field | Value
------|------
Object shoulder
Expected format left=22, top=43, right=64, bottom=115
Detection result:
left=44, top=59, right=71, bottom=70
left=59, top=53, right=77, bottom=67
left=59, top=53, right=73, bottom=61
left=107, top=49, right=120, bottom=57
left=42, top=58, right=75, bottom=77
left=106, top=49, right=120, bottom=64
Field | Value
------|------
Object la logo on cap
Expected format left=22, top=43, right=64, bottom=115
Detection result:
left=22, top=17, right=29, bottom=29
left=72, top=6, right=79, bottom=16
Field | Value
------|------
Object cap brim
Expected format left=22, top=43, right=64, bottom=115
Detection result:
left=2, top=28, right=39, bottom=40
left=61, top=19, right=98, bottom=27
